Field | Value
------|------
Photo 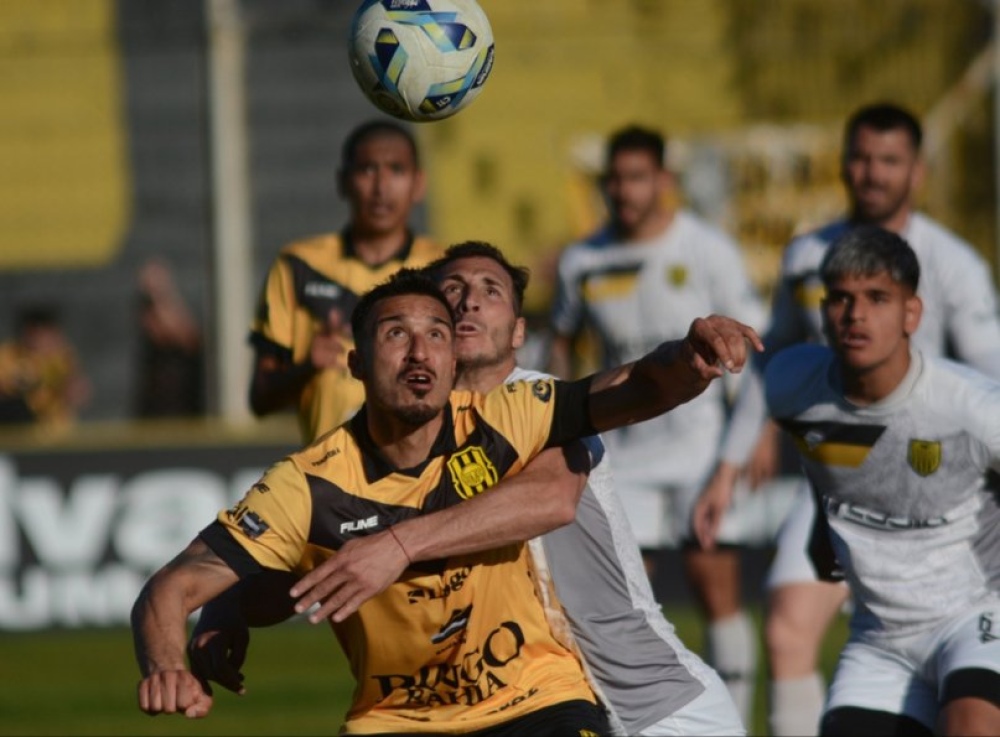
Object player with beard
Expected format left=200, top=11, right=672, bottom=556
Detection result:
left=187, top=243, right=746, bottom=735
left=548, top=125, right=767, bottom=724
left=694, top=102, right=1000, bottom=736
left=134, top=267, right=760, bottom=733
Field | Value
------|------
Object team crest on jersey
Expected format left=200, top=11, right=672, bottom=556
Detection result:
left=908, top=439, right=941, bottom=476
left=666, top=264, right=688, bottom=287
left=448, top=446, right=499, bottom=499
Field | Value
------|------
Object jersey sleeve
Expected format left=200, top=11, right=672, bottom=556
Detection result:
left=249, top=255, right=296, bottom=357
left=936, top=244, right=1000, bottom=380
left=481, top=377, right=596, bottom=466
left=706, top=233, right=768, bottom=333
left=717, top=250, right=812, bottom=466
left=206, top=459, right=313, bottom=573
left=549, top=247, right=585, bottom=338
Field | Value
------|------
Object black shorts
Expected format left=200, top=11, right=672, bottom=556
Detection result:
left=372, top=700, right=611, bottom=737
left=467, top=700, right=611, bottom=737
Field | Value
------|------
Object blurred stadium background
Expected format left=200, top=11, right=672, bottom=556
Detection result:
left=0, top=0, right=995, bottom=733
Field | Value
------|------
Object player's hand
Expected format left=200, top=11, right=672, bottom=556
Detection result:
left=187, top=624, right=248, bottom=697
left=693, top=462, right=739, bottom=551
left=310, top=310, right=350, bottom=371
left=291, top=529, right=410, bottom=624
left=137, top=669, right=214, bottom=719
left=681, top=315, right=763, bottom=380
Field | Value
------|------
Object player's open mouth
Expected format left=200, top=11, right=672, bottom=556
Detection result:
left=840, top=331, right=869, bottom=348
left=401, top=369, right=434, bottom=387
left=455, top=321, right=479, bottom=335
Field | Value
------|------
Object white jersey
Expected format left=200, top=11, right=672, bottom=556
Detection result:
left=509, top=366, right=739, bottom=735
left=721, top=212, right=1000, bottom=466
left=551, top=211, right=766, bottom=488
left=765, top=346, right=1000, bottom=642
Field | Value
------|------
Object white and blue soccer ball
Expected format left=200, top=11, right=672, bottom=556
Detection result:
left=348, top=0, right=495, bottom=122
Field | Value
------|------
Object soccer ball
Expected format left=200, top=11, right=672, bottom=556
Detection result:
left=348, top=0, right=495, bottom=122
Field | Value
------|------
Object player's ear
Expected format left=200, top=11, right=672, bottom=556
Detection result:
left=903, top=293, right=923, bottom=336
left=348, top=349, right=365, bottom=380
left=511, top=316, right=526, bottom=350
left=411, top=168, right=427, bottom=204
left=910, top=155, right=926, bottom=195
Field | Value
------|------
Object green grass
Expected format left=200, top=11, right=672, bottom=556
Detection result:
left=0, top=608, right=849, bottom=736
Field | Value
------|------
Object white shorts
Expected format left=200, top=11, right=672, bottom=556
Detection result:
left=765, top=478, right=856, bottom=591
left=638, top=666, right=746, bottom=736
left=620, top=475, right=799, bottom=550
left=824, top=601, right=1000, bottom=729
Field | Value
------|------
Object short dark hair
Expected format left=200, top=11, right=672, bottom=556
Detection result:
left=424, top=241, right=531, bottom=315
left=844, top=103, right=922, bottom=153
left=350, top=268, right=453, bottom=362
left=605, top=124, right=666, bottom=169
left=340, top=119, right=420, bottom=171
left=820, top=226, right=920, bottom=294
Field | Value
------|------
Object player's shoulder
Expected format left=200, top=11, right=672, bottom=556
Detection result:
left=277, top=232, right=345, bottom=267
left=921, top=354, right=1000, bottom=419
left=558, top=226, right=617, bottom=262
left=781, top=220, right=849, bottom=273
left=288, top=421, right=354, bottom=473
left=907, top=213, right=984, bottom=266
left=764, top=343, right=833, bottom=413
left=406, top=235, right=443, bottom=263
left=673, top=209, right=738, bottom=248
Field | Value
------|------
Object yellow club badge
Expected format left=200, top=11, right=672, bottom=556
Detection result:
left=908, top=439, right=941, bottom=477
left=448, top=446, right=499, bottom=499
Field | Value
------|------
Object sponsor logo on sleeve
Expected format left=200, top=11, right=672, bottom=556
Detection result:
left=229, top=503, right=270, bottom=539
left=531, top=380, right=552, bottom=403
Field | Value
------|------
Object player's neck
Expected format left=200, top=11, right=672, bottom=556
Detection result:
left=840, top=350, right=911, bottom=407
left=348, top=227, right=410, bottom=267
left=618, top=207, right=675, bottom=243
left=454, top=357, right=517, bottom=394
left=851, top=207, right=912, bottom=236
left=365, top=410, right=445, bottom=469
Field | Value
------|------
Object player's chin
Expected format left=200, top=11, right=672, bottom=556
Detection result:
left=394, top=399, right=442, bottom=426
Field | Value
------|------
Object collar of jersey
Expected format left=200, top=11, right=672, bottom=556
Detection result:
left=341, top=228, right=415, bottom=268
left=349, top=401, right=457, bottom=483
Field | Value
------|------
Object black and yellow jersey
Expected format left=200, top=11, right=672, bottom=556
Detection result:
left=201, top=377, right=598, bottom=734
left=250, top=230, right=442, bottom=442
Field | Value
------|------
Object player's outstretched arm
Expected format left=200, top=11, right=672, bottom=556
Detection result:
left=290, top=442, right=592, bottom=624
left=132, top=538, right=239, bottom=719
left=587, top=315, right=762, bottom=432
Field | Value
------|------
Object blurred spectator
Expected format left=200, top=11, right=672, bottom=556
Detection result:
left=0, top=307, right=91, bottom=428
left=134, top=258, right=205, bottom=418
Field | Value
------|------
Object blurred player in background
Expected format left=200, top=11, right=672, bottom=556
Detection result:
left=768, top=227, right=1000, bottom=736
left=547, top=125, right=768, bottom=723
left=249, top=119, right=441, bottom=443
left=694, top=102, right=1000, bottom=736
left=0, top=306, right=90, bottom=432
left=134, top=258, right=205, bottom=419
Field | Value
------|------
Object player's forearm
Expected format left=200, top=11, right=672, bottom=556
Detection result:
left=131, top=572, right=196, bottom=676
left=395, top=445, right=588, bottom=561
left=248, top=362, right=316, bottom=416
left=587, top=340, right=709, bottom=432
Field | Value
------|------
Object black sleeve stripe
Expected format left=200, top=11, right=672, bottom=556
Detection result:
left=248, top=331, right=293, bottom=360
left=199, top=521, right=267, bottom=579
left=546, top=377, right=597, bottom=449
